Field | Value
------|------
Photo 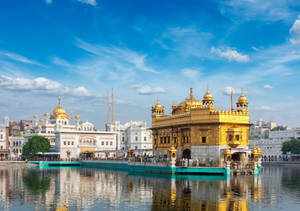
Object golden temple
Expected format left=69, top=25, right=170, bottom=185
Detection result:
left=151, top=88, right=251, bottom=167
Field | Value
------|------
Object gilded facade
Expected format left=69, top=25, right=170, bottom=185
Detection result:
left=151, top=88, right=251, bottom=166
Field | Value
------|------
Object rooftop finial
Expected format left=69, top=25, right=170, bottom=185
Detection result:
left=190, top=88, right=194, bottom=98
left=58, top=96, right=61, bottom=106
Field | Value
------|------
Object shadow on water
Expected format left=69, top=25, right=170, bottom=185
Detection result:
left=23, top=169, right=51, bottom=195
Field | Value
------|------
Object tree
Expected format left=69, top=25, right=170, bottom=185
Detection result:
left=282, top=139, right=300, bottom=154
left=22, top=136, right=51, bottom=157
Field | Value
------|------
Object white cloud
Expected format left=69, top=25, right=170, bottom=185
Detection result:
left=52, top=57, right=72, bottom=67
left=211, top=47, right=249, bottom=62
left=181, top=68, right=200, bottom=79
left=131, top=84, right=165, bottom=95
left=0, top=75, right=91, bottom=97
left=75, top=39, right=159, bottom=74
left=264, top=84, right=273, bottom=89
left=222, top=87, right=242, bottom=96
left=45, top=0, right=53, bottom=4
left=290, top=15, right=300, bottom=44
left=77, top=0, right=97, bottom=6
left=0, top=51, right=40, bottom=65
left=222, top=0, right=295, bottom=22
left=258, top=105, right=276, bottom=111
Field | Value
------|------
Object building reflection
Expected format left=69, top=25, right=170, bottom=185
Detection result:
left=0, top=167, right=263, bottom=211
left=151, top=175, right=262, bottom=211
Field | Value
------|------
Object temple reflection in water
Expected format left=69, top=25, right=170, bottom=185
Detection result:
left=0, top=166, right=264, bottom=211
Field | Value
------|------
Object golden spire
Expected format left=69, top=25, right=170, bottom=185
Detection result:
left=190, top=88, right=194, bottom=99
left=58, top=96, right=61, bottom=107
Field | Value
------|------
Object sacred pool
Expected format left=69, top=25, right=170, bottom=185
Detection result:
left=0, top=165, right=300, bottom=210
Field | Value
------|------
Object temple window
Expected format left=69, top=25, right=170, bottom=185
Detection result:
left=202, top=137, right=206, bottom=143
left=154, top=138, right=157, bottom=144
left=174, top=137, right=177, bottom=144
left=168, top=136, right=170, bottom=144
left=235, top=135, right=240, bottom=141
left=64, top=141, right=66, bottom=145
left=229, top=134, right=233, bottom=141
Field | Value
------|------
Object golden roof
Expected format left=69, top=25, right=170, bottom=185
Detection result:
left=51, top=96, right=69, bottom=120
left=172, top=88, right=203, bottom=114
left=178, top=88, right=202, bottom=108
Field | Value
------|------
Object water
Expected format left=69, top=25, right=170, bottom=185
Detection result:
left=0, top=165, right=300, bottom=211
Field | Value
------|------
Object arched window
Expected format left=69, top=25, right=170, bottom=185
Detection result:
left=228, top=134, right=233, bottom=141
left=235, top=135, right=239, bottom=141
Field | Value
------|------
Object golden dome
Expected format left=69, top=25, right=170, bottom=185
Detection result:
left=44, top=112, right=50, bottom=117
left=33, top=114, right=38, bottom=119
left=152, top=99, right=165, bottom=114
left=237, top=91, right=248, bottom=107
left=171, top=88, right=203, bottom=115
left=202, top=88, right=214, bottom=105
left=252, top=148, right=258, bottom=155
left=179, top=88, right=202, bottom=106
left=51, top=96, right=69, bottom=120
left=75, top=114, right=80, bottom=119
left=257, top=147, right=262, bottom=155
left=224, top=148, right=231, bottom=156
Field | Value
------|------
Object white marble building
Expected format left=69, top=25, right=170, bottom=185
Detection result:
left=249, top=127, right=300, bottom=161
left=22, top=97, right=117, bottom=159
left=108, top=121, right=152, bottom=151
left=9, top=136, right=26, bottom=158
left=0, top=117, right=9, bottom=159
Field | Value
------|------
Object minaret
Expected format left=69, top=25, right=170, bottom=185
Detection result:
left=111, top=88, right=114, bottom=126
left=44, top=112, right=50, bottom=124
left=106, top=92, right=110, bottom=131
left=75, top=114, right=80, bottom=129
left=33, top=114, right=39, bottom=127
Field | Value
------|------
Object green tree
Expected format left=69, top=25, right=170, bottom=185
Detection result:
left=22, top=136, right=51, bottom=157
left=282, top=139, right=300, bottom=154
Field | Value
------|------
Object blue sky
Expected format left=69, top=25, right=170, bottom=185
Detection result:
left=1, top=0, right=300, bottom=129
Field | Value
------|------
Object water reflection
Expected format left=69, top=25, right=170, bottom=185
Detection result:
left=0, top=166, right=299, bottom=210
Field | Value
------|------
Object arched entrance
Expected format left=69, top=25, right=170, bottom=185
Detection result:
left=182, top=149, right=191, bottom=159
left=231, top=153, right=241, bottom=161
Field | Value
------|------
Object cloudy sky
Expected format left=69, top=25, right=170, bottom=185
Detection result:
left=1, top=0, right=300, bottom=129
